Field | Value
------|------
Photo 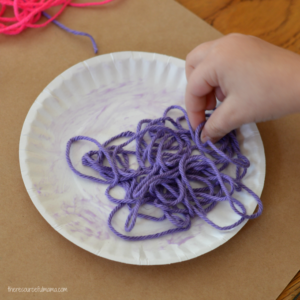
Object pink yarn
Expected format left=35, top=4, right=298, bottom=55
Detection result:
left=0, top=0, right=115, bottom=35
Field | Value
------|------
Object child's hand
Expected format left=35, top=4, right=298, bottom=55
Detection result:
left=185, top=33, right=300, bottom=143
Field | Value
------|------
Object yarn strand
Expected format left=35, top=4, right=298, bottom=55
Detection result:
left=42, top=11, right=98, bottom=53
left=66, top=106, right=263, bottom=241
left=0, top=0, right=116, bottom=52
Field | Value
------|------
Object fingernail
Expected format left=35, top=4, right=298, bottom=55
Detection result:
left=201, top=133, right=210, bottom=143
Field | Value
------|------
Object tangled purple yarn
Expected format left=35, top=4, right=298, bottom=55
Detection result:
left=66, top=105, right=263, bottom=241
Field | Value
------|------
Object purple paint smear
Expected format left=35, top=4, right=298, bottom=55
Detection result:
left=32, top=78, right=210, bottom=247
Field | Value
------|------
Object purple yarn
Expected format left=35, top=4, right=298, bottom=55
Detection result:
left=66, top=105, right=263, bottom=241
left=42, top=12, right=98, bottom=54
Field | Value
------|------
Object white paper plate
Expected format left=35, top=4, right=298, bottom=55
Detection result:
left=19, top=51, right=266, bottom=265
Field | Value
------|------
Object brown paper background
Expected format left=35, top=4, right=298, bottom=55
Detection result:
left=1, top=0, right=300, bottom=299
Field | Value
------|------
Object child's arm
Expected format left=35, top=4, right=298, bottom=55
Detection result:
left=185, top=33, right=300, bottom=143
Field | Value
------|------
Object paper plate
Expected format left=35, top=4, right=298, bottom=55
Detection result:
left=19, top=51, right=266, bottom=265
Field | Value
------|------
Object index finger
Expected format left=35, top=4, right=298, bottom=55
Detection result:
left=185, top=63, right=216, bottom=130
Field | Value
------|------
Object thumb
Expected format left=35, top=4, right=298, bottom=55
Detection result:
left=201, top=97, right=242, bottom=143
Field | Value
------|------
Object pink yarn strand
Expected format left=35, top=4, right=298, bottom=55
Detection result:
left=0, top=0, right=116, bottom=34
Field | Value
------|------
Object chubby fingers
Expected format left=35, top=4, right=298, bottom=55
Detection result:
left=201, top=97, right=240, bottom=143
left=186, top=63, right=242, bottom=143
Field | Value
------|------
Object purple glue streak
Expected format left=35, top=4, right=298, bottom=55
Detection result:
left=43, top=12, right=98, bottom=54
left=66, top=106, right=263, bottom=241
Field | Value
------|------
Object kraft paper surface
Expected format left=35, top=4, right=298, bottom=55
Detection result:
left=1, top=0, right=299, bottom=299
